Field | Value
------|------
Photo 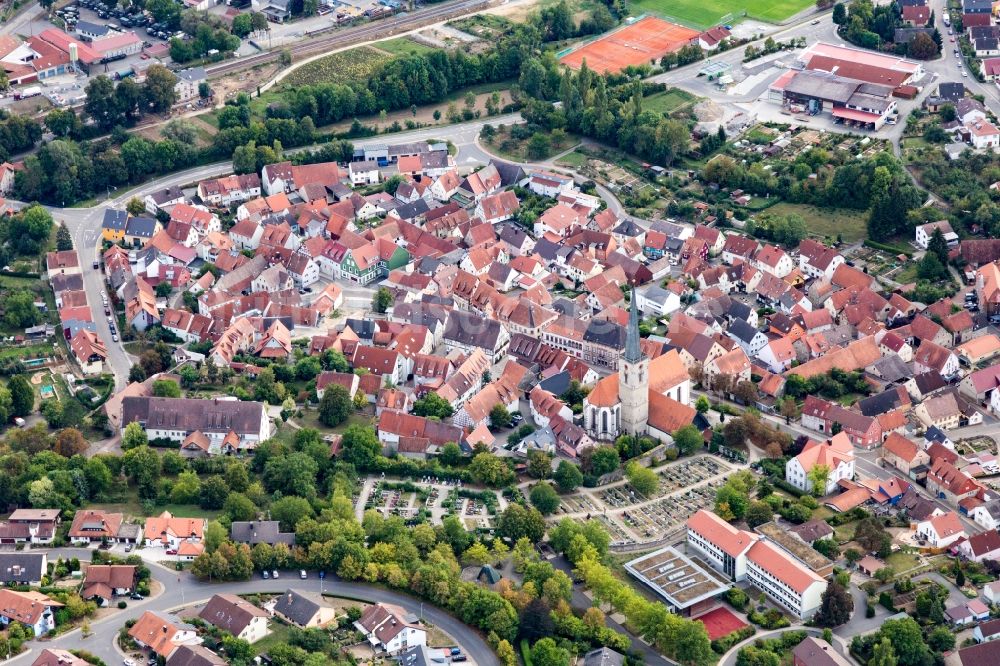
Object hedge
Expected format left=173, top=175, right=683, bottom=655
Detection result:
left=864, top=239, right=913, bottom=257
left=711, top=625, right=756, bottom=654
left=773, top=478, right=806, bottom=498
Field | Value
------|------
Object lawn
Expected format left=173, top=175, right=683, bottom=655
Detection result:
left=556, top=150, right=588, bottom=168
left=628, top=0, right=814, bottom=28
left=294, top=410, right=374, bottom=435
left=0, top=343, right=56, bottom=361
left=374, top=36, right=437, bottom=57
left=643, top=88, right=698, bottom=116
left=156, top=504, right=222, bottom=520
left=765, top=202, right=869, bottom=243
left=885, top=551, right=920, bottom=573
left=254, top=621, right=295, bottom=656
left=280, top=46, right=392, bottom=88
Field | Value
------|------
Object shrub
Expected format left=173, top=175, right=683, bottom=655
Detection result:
left=711, top=624, right=755, bottom=654
left=117, top=601, right=127, bottom=609
left=725, top=587, right=749, bottom=610
left=866, top=605, right=875, bottom=618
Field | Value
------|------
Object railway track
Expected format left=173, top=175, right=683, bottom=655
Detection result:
left=206, top=0, right=491, bottom=78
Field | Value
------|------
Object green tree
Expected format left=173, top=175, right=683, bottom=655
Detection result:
left=497, top=504, right=546, bottom=543
left=341, top=424, right=381, bottom=469
left=880, top=617, right=929, bottom=666
left=674, top=620, right=713, bottom=666
left=625, top=462, right=659, bottom=496
left=529, top=482, right=560, bottom=515
left=122, top=445, right=161, bottom=498
left=489, top=403, right=512, bottom=429
left=271, top=495, right=314, bottom=532
left=927, top=226, right=950, bottom=266
left=439, top=442, right=463, bottom=466
left=469, top=452, right=514, bottom=487
left=673, top=425, right=703, bottom=456
left=527, top=450, right=553, bottom=479
left=745, top=501, right=773, bottom=528
left=122, top=422, right=148, bottom=450
left=695, top=395, right=711, bottom=413
left=868, top=638, right=897, bottom=666
left=318, top=384, right=352, bottom=427
left=833, top=2, right=847, bottom=24
left=926, top=626, right=954, bottom=653
left=814, top=581, right=853, bottom=627
left=199, top=475, right=229, bottom=509
left=8, top=375, right=33, bottom=417
left=373, top=287, right=393, bottom=313
left=3, top=291, right=40, bottom=328
left=586, top=446, right=620, bottom=476
left=531, top=638, right=569, bottom=666
left=527, top=133, right=551, bottom=160
left=151, top=379, right=181, bottom=398
left=56, top=223, right=73, bottom=251
left=553, top=460, right=583, bottom=492
left=807, top=463, right=832, bottom=496
left=143, top=65, right=179, bottom=113
left=412, top=393, right=454, bottom=419
left=170, top=470, right=201, bottom=504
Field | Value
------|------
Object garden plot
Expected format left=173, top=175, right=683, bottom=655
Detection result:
left=658, top=456, right=732, bottom=493
left=617, top=483, right=722, bottom=543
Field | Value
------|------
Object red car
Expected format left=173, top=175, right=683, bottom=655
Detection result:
left=165, top=549, right=177, bottom=555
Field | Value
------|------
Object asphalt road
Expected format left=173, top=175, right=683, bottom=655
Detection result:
left=7, top=547, right=499, bottom=666
left=43, top=113, right=519, bottom=389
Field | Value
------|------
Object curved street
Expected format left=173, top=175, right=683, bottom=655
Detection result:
left=6, top=548, right=500, bottom=666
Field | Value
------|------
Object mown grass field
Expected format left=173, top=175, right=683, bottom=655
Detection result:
left=627, top=0, right=813, bottom=28
left=643, top=87, right=698, bottom=116
left=765, top=202, right=869, bottom=243
left=281, top=46, right=392, bottom=88
left=373, top=36, right=437, bottom=57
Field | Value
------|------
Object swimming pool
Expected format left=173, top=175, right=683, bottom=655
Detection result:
left=40, top=385, right=55, bottom=399
left=24, top=358, right=46, bottom=368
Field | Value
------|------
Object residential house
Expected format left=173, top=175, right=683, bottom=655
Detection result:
left=882, top=433, right=931, bottom=477
left=355, top=603, right=426, bottom=655
left=128, top=611, right=202, bottom=659
left=785, top=433, right=855, bottom=495
left=267, top=590, right=337, bottom=629
left=143, top=511, right=205, bottom=550
left=0, top=553, right=46, bottom=586
left=957, top=530, right=1000, bottom=563
left=917, top=511, right=966, bottom=548
left=198, top=594, right=270, bottom=643
left=81, top=565, right=137, bottom=606
left=0, top=589, right=61, bottom=636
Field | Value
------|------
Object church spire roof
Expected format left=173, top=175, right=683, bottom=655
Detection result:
left=624, top=286, right=642, bottom=363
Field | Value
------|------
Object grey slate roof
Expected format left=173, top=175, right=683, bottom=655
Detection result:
left=102, top=209, right=128, bottom=231
left=584, top=318, right=627, bottom=350
left=728, top=319, right=760, bottom=345
left=444, top=310, right=504, bottom=350
left=858, top=388, right=906, bottom=417
left=121, top=396, right=266, bottom=436
left=272, top=589, right=329, bottom=627
left=0, top=553, right=46, bottom=583
left=125, top=216, right=158, bottom=239
left=583, top=648, right=625, bottom=666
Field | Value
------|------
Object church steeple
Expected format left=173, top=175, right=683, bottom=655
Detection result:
left=624, top=286, right=642, bottom=363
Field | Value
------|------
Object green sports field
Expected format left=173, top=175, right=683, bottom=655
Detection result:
left=627, top=0, right=814, bottom=29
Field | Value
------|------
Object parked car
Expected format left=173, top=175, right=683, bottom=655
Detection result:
left=272, top=570, right=279, bottom=579
left=165, top=549, right=177, bottom=555
left=124, top=543, right=133, bottom=552
left=262, top=570, right=269, bottom=579
left=130, top=592, right=142, bottom=600
left=300, top=570, right=307, bottom=579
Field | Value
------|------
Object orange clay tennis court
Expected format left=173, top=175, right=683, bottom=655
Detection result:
left=560, top=16, right=700, bottom=73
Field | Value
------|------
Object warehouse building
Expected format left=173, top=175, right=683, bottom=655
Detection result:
left=769, top=69, right=897, bottom=130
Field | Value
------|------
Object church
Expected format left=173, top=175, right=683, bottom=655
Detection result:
left=583, top=289, right=694, bottom=441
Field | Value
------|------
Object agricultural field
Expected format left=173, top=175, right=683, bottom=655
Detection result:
left=373, top=36, right=437, bottom=57
left=643, top=87, right=699, bottom=116
left=281, top=46, right=392, bottom=88
left=627, top=0, right=814, bottom=29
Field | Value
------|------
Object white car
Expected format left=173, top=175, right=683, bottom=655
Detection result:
left=300, top=570, right=307, bottom=579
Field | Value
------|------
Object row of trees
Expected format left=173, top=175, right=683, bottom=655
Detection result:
left=84, top=66, right=179, bottom=131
